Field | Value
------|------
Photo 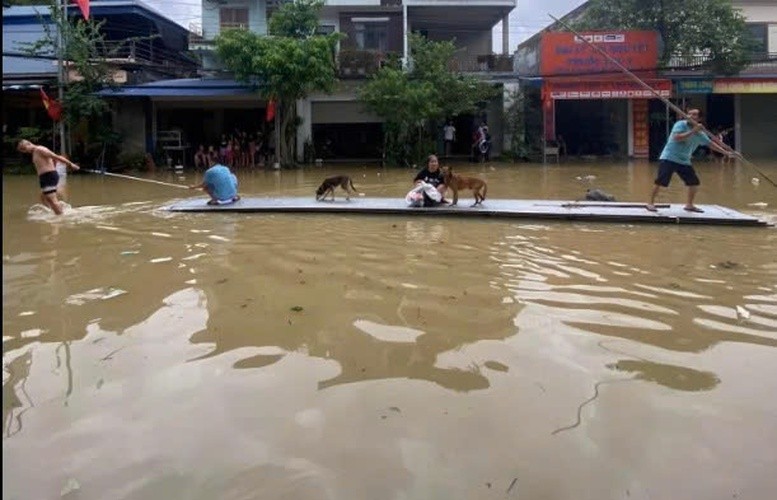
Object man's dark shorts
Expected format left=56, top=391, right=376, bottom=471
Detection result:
left=655, top=159, right=700, bottom=187
left=38, top=170, right=59, bottom=195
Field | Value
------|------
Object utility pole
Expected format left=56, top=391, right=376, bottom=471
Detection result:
left=274, top=101, right=281, bottom=169
left=56, top=0, right=67, bottom=155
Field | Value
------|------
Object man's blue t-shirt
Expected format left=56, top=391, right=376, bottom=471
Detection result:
left=203, top=164, right=238, bottom=201
left=659, top=120, right=711, bottom=165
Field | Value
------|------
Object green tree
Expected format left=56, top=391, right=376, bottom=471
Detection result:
left=409, top=35, right=497, bottom=120
left=215, top=0, right=340, bottom=167
left=268, top=0, right=320, bottom=38
left=4, top=0, right=45, bottom=5
left=360, top=34, right=497, bottom=166
left=577, top=0, right=753, bottom=75
left=359, top=66, right=439, bottom=167
left=502, top=87, right=529, bottom=161
left=23, top=1, right=128, bottom=160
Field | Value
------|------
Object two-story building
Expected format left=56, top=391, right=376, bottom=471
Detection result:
left=682, top=0, right=777, bottom=159
left=2, top=0, right=199, bottom=152
left=659, top=0, right=776, bottom=159
left=152, top=0, right=518, bottom=162
left=515, top=0, right=776, bottom=160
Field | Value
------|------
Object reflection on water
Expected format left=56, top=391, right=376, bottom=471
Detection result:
left=3, top=350, right=32, bottom=438
left=496, top=230, right=777, bottom=356
left=608, top=359, right=720, bottom=392
left=3, top=160, right=777, bottom=499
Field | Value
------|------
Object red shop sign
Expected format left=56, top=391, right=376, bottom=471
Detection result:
left=540, top=31, right=660, bottom=77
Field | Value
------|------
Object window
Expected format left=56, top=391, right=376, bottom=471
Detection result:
left=220, top=8, right=249, bottom=31
left=353, top=19, right=388, bottom=51
left=746, top=23, right=767, bottom=55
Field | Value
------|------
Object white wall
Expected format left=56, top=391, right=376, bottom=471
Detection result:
left=735, top=4, right=777, bottom=23
left=202, top=0, right=268, bottom=40
left=769, top=24, right=777, bottom=53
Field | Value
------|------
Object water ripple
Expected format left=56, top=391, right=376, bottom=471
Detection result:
left=493, top=230, right=777, bottom=357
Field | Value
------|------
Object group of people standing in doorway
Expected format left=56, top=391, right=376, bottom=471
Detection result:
left=193, top=127, right=276, bottom=171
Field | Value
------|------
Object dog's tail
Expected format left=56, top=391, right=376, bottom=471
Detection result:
left=482, top=182, right=487, bottom=201
left=349, top=178, right=359, bottom=193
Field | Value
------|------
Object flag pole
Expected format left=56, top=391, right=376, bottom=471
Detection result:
left=56, top=0, right=67, bottom=155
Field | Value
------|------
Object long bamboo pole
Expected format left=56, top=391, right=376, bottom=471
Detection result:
left=57, top=0, right=67, bottom=155
left=549, top=14, right=777, bottom=188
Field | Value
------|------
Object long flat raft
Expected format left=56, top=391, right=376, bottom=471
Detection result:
left=166, top=197, right=771, bottom=227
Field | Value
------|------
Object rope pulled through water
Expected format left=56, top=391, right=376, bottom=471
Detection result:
left=84, top=169, right=190, bottom=190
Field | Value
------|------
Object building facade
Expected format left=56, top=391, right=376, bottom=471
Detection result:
left=515, top=0, right=777, bottom=161
left=2, top=0, right=199, bottom=154
left=689, top=0, right=777, bottom=159
left=186, top=0, right=518, bottom=162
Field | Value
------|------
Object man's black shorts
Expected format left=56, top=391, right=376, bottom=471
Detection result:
left=38, top=170, right=60, bottom=194
left=655, top=159, right=700, bottom=187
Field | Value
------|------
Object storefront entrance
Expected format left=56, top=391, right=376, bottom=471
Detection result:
left=156, top=105, right=265, bottom=153
left=555, top=99, right=629, bottom=157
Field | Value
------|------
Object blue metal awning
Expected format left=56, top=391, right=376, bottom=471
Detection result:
left=95, top=78, right=262, bottom=98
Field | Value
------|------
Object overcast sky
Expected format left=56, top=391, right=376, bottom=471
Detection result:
left=494, top=0, right=588, bottom=52
left=145, top=0, right=588, bottom=53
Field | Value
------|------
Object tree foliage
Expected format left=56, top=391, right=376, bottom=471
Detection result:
left=216, top=0, right=340, bottom=166
left=4, top=0, right=44, bottom=5
left=504, top=88, right=542, bottom=160
left=360, top=34, right=498, bottom=166
left=23, top=1, right=129, bottom=160
left=576, top=0, right=754, bottom=75
left=24, top=2, right=115, bottom=125
left=268, top=0, right=321, bottom=38
left=359, top=66, right=439, bottom=166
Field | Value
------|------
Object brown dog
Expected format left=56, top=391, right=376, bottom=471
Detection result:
left=441, top=167, right=487, bottom=206
left=315, top=175, right=359, bottom=201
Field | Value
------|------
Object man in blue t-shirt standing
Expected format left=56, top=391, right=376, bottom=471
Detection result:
left=647, top=108, right=734, bottom=213
left=188, top=158, right=240, bottom=205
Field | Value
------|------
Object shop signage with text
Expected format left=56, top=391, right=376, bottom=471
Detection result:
left=632, top=99, right=649, bottom=159
left=676, top=79, right=714, bottom=94
left=540, top=31, right=660, bottom=77
left=545, top=80, right=672, bottom=100
left=713, top=78, right=777, bottom=94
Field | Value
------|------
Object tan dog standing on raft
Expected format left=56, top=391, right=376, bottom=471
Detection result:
left=315, top=175, right=360, bottom=201
left=17, top=139, right=79, bottom=215
left=441, top=166, right=487, bottom=206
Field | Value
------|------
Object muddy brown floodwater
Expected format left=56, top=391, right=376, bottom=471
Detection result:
left=3, top=159, right=777, bottom=500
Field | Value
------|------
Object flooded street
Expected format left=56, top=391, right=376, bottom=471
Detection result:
left=3, top=159, right=777, bottom=500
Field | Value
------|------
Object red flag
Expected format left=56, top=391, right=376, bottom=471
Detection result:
left=40, top=88, right=63, bottom=121
left=73, top=0, right=89, bottom=20
left=265, top=99, right=276, bottom=123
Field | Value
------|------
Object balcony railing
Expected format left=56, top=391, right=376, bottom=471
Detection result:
left=449, top=54, right=514, bottom=73
left=99, top=40, right=197, bottom=69
left=338, top=51, right=515, bottom=77
left=339, top=50, right=401, bottom=78
left=664, top=52, right=777, bottom=72
left=220, top=22, right=249, bottom=31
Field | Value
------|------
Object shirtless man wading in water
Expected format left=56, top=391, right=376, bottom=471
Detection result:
left=17, top=139, right=79, bottom=215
